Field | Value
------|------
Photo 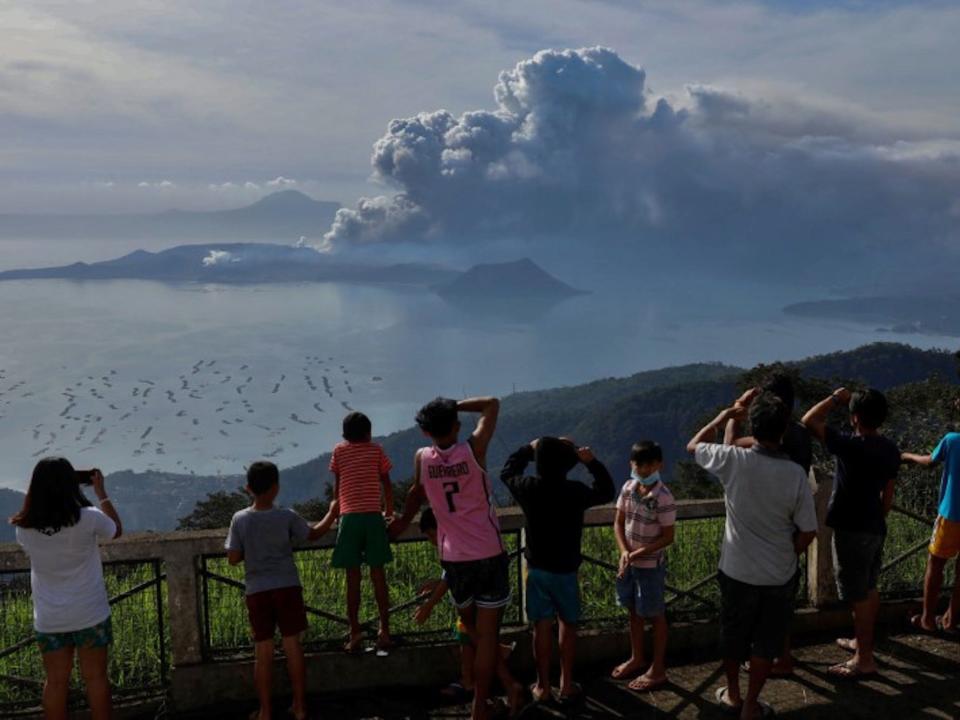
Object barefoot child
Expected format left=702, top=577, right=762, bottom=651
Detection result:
left=329, top=411, right=395, bottom=654
left=611, top=441, right=675, bottom=692
left=226, top=461, right=339, bottom=720
left=501, top=437, right=614, bottom=705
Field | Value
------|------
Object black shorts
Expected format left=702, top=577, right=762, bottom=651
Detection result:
left=832, top=530, right=885, bottom=602
left=718, top=570, right=797, bottom=662
left=441, top=553, right=511, bottom=610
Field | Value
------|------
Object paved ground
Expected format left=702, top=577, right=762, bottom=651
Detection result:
left=173, top=631, right=958, bottom=719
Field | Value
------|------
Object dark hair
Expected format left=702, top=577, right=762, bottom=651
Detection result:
left=749, top=392, right=790, bottom=444
left=10, top=457, right=91, bottom=532
left=418, top=507, right=437, bottom=533
left=415, top=397, right=459, bottom=438
left=849, top=388, right=887, bottom=430
left=630, top=441, right=663, bottom=465
left=342, top=411, right=372, bottom=442
left=247, top=461, right=279, bottom=495
left=760, top=372, right=795, bottom=411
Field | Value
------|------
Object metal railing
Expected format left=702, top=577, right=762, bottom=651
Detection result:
left=0, top=559, right=167, bottom=716
left=0, top=483, right=949, bottom=714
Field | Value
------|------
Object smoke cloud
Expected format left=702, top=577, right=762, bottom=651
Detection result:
left=322, top=47, right=959, bottom=276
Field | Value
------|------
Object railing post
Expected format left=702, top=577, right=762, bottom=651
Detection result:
left=519, top=527, right=529, bottom=624
left=163, top=544, right=204, bottom=666
left=806, top=467, right=838, bottom=608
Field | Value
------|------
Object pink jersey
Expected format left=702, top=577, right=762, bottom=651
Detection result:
left=419, top=441, right=504, bottom=563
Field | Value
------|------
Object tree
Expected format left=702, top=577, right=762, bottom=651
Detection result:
left=176, top=490, right=248, bottom=530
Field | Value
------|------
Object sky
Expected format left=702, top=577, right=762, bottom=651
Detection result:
left=3, top=0, right=959, bottom=218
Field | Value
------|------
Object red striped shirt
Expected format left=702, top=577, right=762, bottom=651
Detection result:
left=330, top=441, right=392, bottom=514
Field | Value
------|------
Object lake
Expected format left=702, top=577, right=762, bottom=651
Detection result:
left=0, top=239, right=952, bottom=490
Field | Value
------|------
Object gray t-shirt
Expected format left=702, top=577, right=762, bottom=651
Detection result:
left=225, top=507, right=311, bottom=594
left=695, top=443, right=818, bottom=586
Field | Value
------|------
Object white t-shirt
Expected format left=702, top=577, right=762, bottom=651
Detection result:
left=16, top=507, right=116, bottom=633
left=695, top=443, right=818, bottom=586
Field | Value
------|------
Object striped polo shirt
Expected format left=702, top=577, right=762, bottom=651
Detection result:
left=617, top=479, right=676, bottom=569
left=329, top=441, right=392, bottom=514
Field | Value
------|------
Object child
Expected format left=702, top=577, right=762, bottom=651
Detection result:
left=329, top=411, right=395, bottom=654
left=225, top=461, right=338, bottom=720
left=612, top=441, right=675, bottom=692
left=414, top=509, right=522, bottom=708
left=500, top=436, right=614, bottom=704
left=393, top=396, right=507, bottom=720
left=803, top=388, right=900, bottom=679
left=901, top=403, right=960, bottom=636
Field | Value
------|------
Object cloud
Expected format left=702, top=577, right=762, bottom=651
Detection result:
left=201, top=250, right=238, bottom=267
left=266, top=176, right=297, bottom=187
left=322, top=46, right=960, bottom=275
left=137, top=180, right=176, bottom=189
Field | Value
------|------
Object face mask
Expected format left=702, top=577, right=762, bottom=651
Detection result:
left=631, top=470, right=660, bottom=486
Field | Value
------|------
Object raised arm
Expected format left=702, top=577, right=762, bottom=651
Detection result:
left=802, top=387, right=850, bottom=443
left=500, top=442, right=536, bottom=499
left=579, top=447, right=615, bottom=506
left=687, top=404, right=747, bottom=454
left=91, top=470, right=122, bottom=539
left=459, top=396, right=500, bottom=468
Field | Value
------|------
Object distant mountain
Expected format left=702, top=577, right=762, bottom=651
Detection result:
left=21, top=341, right=949, bottom=535
left=0, top=242, right=458, bottom=286
left=784, top=295, right=960, bottom=337
left=0, top=190, right=339, bottom=242
left=432, top=258, right=586, bottom=299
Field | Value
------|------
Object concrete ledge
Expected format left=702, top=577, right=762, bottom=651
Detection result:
left=168, top=599, right=921, bottom=711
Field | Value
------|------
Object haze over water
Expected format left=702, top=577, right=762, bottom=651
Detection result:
left=0, top=237, right=951, bottom=491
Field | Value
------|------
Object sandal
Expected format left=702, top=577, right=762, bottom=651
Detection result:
left=909, top=614, right=938, bottom=635
left=935, top=616, right=959, bottom=637
left=715, top=686, right=742, bottom=716
left=827, top=661, right=878, bottom=681
left=439, top=682, right=474, bottom=703
left=556, top=683, right=583, bottom=707
left=628, top=674, right=668, bottom=692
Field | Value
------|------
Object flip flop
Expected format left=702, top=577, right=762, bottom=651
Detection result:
left=343, top=637, right=364, bottom=654
left=909, top=614, right=938, bottom=635
left=556, top=683, right=583, bottom=707
left=529, top=683, right=551, bottom=704
left=827, top=662, right=878, bottom=681
left=935, top=616, right=959, bottom=637
left=628, top=675, right=668, bottom=692
left=715, top=686, right=742, bottom=716
left=439, top=682, right=474, bottom=703
left=611, top=659, right=646, bottom=679
left=835, top=638, right=857, bottom=653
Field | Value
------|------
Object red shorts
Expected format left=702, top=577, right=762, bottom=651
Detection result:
left=245, top=586, right=308, bottom=642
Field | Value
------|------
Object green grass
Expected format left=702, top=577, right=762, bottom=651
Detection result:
left=0, top=511, right=952, bottom=711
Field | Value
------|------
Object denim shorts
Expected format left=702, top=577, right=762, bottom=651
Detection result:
left=616, top=563, right=666, bottom=618
left=525, top=568, right=580, bottom=623
left=36, top=616, right=112, bottom=655
left=832, top=530, right=885, bottom=602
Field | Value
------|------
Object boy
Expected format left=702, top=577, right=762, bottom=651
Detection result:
left=500, top=436, right=614, bottom=704
left=901, top=401, right=960, bottom=636
left=611, top=441, right=675, bottom=693
left=690, top=391, right=817, bottom=720
left=803, top=388, right=900, bottom=679
left=226, top=461, right=339, bottom=720
left=329, top=411, right=394, bottom=654
left=393, top=396, right=505, bottom=720
left=414, top=509, right=522, bottom=710
left=724, top=371, right=813, bottom=676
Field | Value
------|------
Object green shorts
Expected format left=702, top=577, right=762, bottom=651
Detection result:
left=331, top=512, right=393, bottom=569
left=36, top=617, right=112, bottom=654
